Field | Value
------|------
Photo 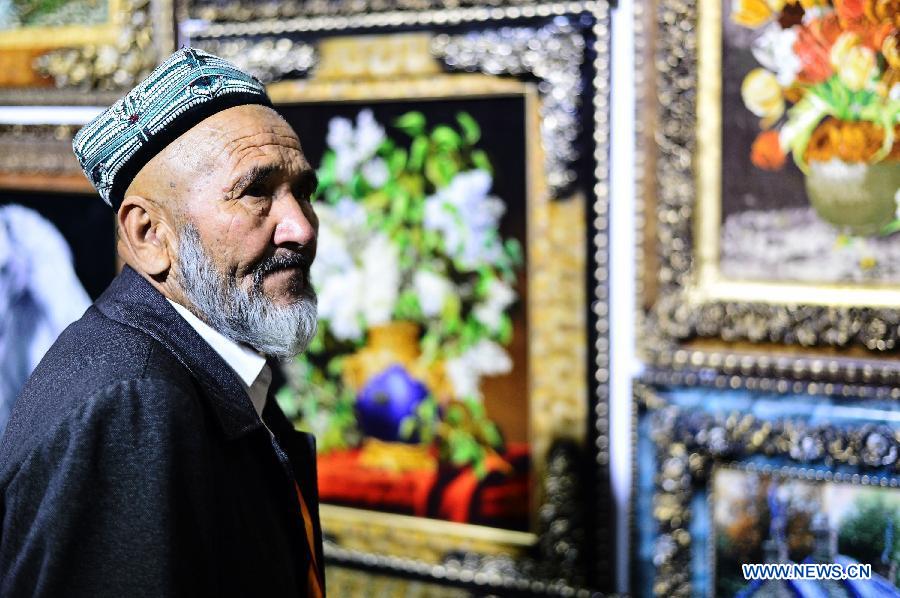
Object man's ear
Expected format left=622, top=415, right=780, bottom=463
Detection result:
left=117, top=195, right=175, bottom=277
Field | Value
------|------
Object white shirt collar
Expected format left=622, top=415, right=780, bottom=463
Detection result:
left=166, top=299, right=270, bottom=416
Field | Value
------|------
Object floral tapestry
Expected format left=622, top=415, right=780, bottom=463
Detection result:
left=721, top=0, right=899, bottom=284
left=275, top=99, right=532, bottom=531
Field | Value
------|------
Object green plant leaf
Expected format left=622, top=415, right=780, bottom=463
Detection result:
left=482, top=421, right=503, bottom=448
left=447, top=404, right=465, bottom=426
left=880, top=220, right=900, bottom=236
left=504, top=238, right=523, bottom=265
left=317, top=151, right=337, bottom=189
left=425, top=156, right=450, bottom=187
left=409, top=136, right=429, bottom=172
left=471, top=149, right=493, bottom=174
left=388, top=148, right=408, bottom=175
left=326, top=356, right=345, bottom=377
left=431, top=125, right=462, bottom=151
left=456, top=112, right=481, bottom=145
left=474, top=454, right=489, bottom=479
left=497, top=314, right=513, bottom=344
left=398, top=416, right=417, bottom=440
left=394, top=111, right=426, bottom=137
left=350, top=173, right=367, bottom=198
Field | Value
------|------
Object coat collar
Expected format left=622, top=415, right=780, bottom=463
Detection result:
left=95, top=265, right=264, bottom=439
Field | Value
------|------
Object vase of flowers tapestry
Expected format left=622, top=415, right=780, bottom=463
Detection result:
left=736, top=0, right=899, bottom=236
left=277, top=108, right=530, bottom=530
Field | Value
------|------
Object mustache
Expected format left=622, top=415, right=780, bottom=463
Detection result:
left=251, top=249, right=314, bottom=294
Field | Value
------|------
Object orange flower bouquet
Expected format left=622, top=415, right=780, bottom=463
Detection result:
left=734, top=0, right=900, bottom=233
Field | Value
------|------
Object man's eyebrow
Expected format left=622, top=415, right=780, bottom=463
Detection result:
left=229, top=164, right=279, bottom=196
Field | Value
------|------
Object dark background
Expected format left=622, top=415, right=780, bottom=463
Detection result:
left=0, top=190, right=115, bottom=300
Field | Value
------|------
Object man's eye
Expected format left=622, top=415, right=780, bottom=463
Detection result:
left=244, top=184, right=268, bottom=198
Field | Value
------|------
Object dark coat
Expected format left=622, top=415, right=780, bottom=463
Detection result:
left=0, top=265, right=324, bottom=597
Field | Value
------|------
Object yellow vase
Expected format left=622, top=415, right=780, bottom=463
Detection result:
left=805, top=158, right=900, bottom=236
left=341, top=320, right=451, bottom=398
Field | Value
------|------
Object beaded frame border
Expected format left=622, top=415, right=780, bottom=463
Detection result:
left=633, top=382, right=900, bottom=597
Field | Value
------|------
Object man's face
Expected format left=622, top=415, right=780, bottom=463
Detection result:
left=158, top=104, right=320, bottom=358
left=179, top=104, right=319, bottom=306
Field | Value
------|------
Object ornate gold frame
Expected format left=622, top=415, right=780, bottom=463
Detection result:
left=637, top=0, right=900, bottom=390
left=188, top=3, right=612, bottom=591
left=0, top=0, right=174, bottom=103
left=0, top=0, right=121, bottom=48
left=268, top=30, right=589, bottom=580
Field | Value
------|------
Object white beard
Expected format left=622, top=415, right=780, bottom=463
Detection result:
left=175, top=222, right=318, bottom=359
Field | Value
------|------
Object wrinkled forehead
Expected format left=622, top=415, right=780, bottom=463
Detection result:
left=159, top=104, right=305, bottom=185
left=188, top=105, right=302, bottom=166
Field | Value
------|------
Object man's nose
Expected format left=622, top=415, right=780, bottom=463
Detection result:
left=272, top=196, right=316, bottom=247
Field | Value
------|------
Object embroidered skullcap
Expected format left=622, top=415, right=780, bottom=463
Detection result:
left=73, top=47, right=271, bottom=209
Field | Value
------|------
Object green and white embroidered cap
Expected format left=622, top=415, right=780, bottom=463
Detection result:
left=73, top=47, right=271, bottom=210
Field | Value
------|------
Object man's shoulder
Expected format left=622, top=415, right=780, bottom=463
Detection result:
left=0, top=305, right=198, bottom=469
left=20, top=303, right=191, bottom=404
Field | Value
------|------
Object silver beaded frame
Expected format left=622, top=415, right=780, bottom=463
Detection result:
left=183, top=1, right=614, bottom=593
left=635, top=0, right=900, bottom=392
left=633, top=382, right=900, bottom=597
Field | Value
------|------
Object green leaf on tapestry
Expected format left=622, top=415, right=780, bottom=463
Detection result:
left=473, top=457, right=487, bottom=479
left=497, top=314, right=513, bottom=344
left=408, top=198, right=424, bottom=224
left=326, top=356, right=345, bottom=377
left=459, top=319, right=481, bottom=348
left=398, top=416, right=417, bottom=440
left=409, top=136, right=429, bottom=172
left=395, top=290, right=422, bottom=320
left=388, top=148, right=408, bottom=175
left=449, top=434, right=476, bottom=464
left=364, top=190, right=390, bottom=211
left=398, top=172, right=425, bottom=198
left=471, top=149, right=493, bottom=174
left=394, top=111, right=427, bottom=137
left=456, top=112, right=481, bottom=145
left=419, top=397, right=437, bottom=422
left=425, top=156, right=450, bottom=188
left=483, top=422, right=503, bottom=449
left=438, top=157, right=458, bottom=185
left=441, top=293, right=461, bottom=321
left=504, top=238, right=523, bottom=265
left=308, top=328, right=326, bottom=354
left=391, top=190, right=410, bottom=220
left=447, top=404, right=465, bottom=426
left=378, top=137, right=396, bottom=154
left=275, top=386, right=300, bottom=419
left=465, top=398, right=485, bottom=419
left=317, top=152, right=337, bottom=189
left=350, top=173, right=367, bottom=198
left=431, top=125, right=461, bottom=151
left=423, top=230, right=441, bottom=252
left=881, top=219, right=900, bottom=236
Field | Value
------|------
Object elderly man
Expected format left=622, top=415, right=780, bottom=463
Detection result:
left=0, top=49, right=324, bottom=596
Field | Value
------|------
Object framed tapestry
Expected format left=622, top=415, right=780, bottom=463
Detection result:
left=637, top=0, right=900, bottom=389
left=633, top=382, right=900, bottom=597
left=0, top=0, right=174, bottom=103
left=0, top=124, right=94, bottom=192
left=182, top=1, right=613, bottom=594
